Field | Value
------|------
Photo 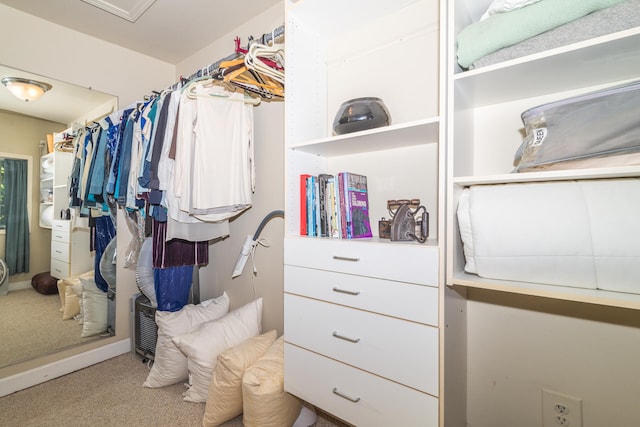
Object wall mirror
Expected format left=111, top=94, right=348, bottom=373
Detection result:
left=0, top=64, right=118, bottom=372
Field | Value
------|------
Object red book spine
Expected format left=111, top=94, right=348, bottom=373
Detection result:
left=299, top=174, right=311, bottom=235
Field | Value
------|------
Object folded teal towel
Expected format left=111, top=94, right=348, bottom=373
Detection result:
left=456, top=0, right=626, bottom=69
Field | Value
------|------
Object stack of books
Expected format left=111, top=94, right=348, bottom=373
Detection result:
left=300, top=172, right=372, bottom=239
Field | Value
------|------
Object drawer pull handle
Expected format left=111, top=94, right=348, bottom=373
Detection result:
left=332, top=331, right=360, bottom=343
left=332, top=287, right=360, bottom=296
left=332, top=255, right=359, bottom=262
left=333, top=387, right=360, bottom=403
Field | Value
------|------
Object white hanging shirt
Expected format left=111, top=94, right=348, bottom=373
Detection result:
left=171, top=83, right=254, bottom=221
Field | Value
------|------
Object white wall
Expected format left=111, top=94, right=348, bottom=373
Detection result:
left=174, top=3, right=286, bottom=334
left=466, top=289, right=640, bottom=427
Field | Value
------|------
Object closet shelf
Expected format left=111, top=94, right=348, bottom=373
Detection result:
left=451, top=273, right=640, bottom=311
left=290, top=117, right=439, bottom=157
left=452, top=165, right=640, bottom=186
left=453, top=28, right=640, bottom=108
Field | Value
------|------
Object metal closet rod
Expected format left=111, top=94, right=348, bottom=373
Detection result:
left=162, top=24, right=285, bottom=94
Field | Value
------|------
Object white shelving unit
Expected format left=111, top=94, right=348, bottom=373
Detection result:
left=282, top=1, right=461, bottom=426
left=446, top=1, right=640, bottom=309
left=39, top=149, right=73, bottom=229
left=50, top=218, right=93, bottom=280
left=38, top=132, right=93, bottom=280
left=284, top=0, right=442, bottom=236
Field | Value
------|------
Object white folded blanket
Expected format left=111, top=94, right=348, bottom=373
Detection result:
left=457, top=179, right=640, bottom=293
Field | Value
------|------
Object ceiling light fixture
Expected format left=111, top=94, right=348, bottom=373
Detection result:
left=1, top=77, right=53, bottom=102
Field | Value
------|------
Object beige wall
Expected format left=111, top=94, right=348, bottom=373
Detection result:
left=0, top=110, right=66, bottom=285
left=466, top=290, right=640, bottom=427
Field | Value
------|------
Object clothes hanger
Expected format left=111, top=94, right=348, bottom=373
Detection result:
left=221, top=49, right=284, bottom=99
left=245, top=45, right=285, bottom=85
left=224, top=67, right=283, bottom=99
left=235, top=37, right=283, bottom=71
left=185, top=79, right=261, bottom=106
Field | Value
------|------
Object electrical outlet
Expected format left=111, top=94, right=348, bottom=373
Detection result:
left=542, top=389, right=583, bottom=427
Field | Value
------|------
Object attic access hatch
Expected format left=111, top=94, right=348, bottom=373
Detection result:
left=81, top=0, right=156, bottom=22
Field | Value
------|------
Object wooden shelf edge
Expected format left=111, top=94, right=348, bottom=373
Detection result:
left=452, top=165, right=640, bottom=186
left=448, top=275, right=640, bottom=310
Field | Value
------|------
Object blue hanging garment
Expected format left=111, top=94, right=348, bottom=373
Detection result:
left=154, top=265, right=193, bottom=312
left=94, top=215, right=116, bottom=292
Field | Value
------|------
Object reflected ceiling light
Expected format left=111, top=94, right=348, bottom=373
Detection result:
left=1, top=77, right=52, bottom=102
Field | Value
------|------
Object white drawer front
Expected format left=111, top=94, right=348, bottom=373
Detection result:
left=285, top=343, right=438, bottom=427
left=285, top=265, right=438, bottom=326
left=52, top=219, right=71, bottom=233
left=284, top=237, right=438, bottom=286
left=50, top=258, right=70, bottom=279
left=51, top=228, right=70, bottom=243
left=285, top=294, right=438, bottom=395
left=51, top=240, right=70, bottom=263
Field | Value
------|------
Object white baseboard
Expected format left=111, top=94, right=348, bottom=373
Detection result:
left=0, top=339, right=131, bottom=397
left=8, top=280, right=31, bottom=292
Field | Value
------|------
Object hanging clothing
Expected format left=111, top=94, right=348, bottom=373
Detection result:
left=92, top=214, right=116, bottom=292
left=64, top=38, right=284, bottom=269
left=154, top=264, right=193, bottom=312
left=152, top=219, right=208, bottom=268
left=170, top=83, right=254, bottom=221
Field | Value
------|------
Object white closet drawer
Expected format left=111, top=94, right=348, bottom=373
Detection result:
left=51, top=240, right=70, bottom=263
left=285, top=294, right=439, bottom=395
left=50, top=258, right=70, bottom=279
left=51, top=228, right=70, bottom=243
left=285, top=343, right=438, bottom=427
left=52, top=219, right=71, bottom=233
left=284, top=237, right=438, bottom=286
left=285, top=265, right=438, bottom=326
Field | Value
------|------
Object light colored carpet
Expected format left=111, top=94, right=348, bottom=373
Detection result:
left=0, top=351, right=349, bottom=427
left=0, top=288, right=101, bottom=367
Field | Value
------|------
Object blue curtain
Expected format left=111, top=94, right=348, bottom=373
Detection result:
left=4, top=159, right=30, bottom=275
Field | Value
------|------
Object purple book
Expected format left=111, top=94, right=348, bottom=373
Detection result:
left=344, top=172, right=372, bottom=239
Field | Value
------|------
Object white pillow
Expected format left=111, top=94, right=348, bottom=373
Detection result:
left=74, top=282, right=85, bottom=324
left=172, top=298, right=263, bottom=403
left=80, top=277, right=108, bottom=338
left=143, top=292, right=230, bottom=388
